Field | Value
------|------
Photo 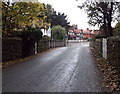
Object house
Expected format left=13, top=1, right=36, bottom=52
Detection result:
left=83, top=28, right=94, bottom=39
left=67, top=27, right=99, bottom=40
left=41, top=26, right=51, bottom=37
left=67, top=29, right=83, bottom=40
left=67, top=24, right=100, bottom=40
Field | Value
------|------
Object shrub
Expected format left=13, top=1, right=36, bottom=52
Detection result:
left=2, top=27, right=43, bottom=42
left=20, top=27, right=43, bottom=42
left=113, top=22, right=120, bottom=36
left=51, top=25, right=66, bottom=40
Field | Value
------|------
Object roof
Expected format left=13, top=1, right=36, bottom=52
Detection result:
left=73, top=29, right=82, bottom=33
left=68, top=29, right=73, bottom=33
left=83, top=29, right=90, bottom=33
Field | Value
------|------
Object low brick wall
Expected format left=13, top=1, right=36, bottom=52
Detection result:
left=2, top=37, right=22, bottom=62
left=54, top=40, right=65, bottom=47
left=90, top=38, right=102, bottom=55
left=37, top=37, right=49, bottom=53
left=38, top=39, right=65, bottom=53
left=22, top=39, right=35, bottom=58
left=90, top=36, right=120, bottom=74
left=107, top=36, right=120, bottom=73
left=49, top=40, right=65, bottom=48
left=2, top=37, right=65, bottom=62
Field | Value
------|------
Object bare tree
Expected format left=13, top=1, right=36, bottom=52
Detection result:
left=78, top=0, right=120, bottom=37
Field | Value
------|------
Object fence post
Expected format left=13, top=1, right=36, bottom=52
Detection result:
left=35, top=42, right=37, bottom=54
left=102, top=38, right=107, bottom=59
left=49, top=40, right=50, bottom=48
left=54, top=40, right=55, bottom=48
left=51, top=40, right=53, bottom=48
left=64, top=40, right=65, bottom=47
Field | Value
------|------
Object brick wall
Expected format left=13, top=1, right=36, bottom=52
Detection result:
left=37, top=37, right=65, bottom=53
left=37, top=38, right=49, bottom=53
left=2, top=37, right=65, bottom=62
left=2, top=37, right=22, bottom=62
left=107, top=36, right=120, bottom=73
left=90, top=36, right=120, bottom=74
left=22, top=39, right=35, bottom=58
left=90, top=38, right=102, bottom=55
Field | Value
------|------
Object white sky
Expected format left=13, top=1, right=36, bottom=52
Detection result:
left=39, top=0, right=99, bottom=30
left=39, top=0, right=117, bottom=30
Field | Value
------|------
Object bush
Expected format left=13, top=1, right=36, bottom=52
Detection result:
left=113, top=22, right=120, bottom=36
left=20, top=27, right=43, bottom=42
left=2, top=27, right=43, bottom=42
left=51, top=25, right=66, bottom=40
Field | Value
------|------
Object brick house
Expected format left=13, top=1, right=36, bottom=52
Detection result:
left=67, top=26, right=100, bottom=40
left=67, top=29, right=83, bottom=40
left=83, top=28, right=94, bottom=39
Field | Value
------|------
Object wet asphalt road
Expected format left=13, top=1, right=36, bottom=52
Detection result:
left=3, top=42, right=108, bottom=92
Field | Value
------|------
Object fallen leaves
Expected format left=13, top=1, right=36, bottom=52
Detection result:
left=91, top=48, right=120, bottom=92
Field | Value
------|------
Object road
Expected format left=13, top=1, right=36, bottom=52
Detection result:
left=3, top=42, right=109, bottom=92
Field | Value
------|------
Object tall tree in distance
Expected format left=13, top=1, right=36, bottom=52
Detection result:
left=43, top=4, right=70, bottom=30
left=77, top=0, right=120, bottom=37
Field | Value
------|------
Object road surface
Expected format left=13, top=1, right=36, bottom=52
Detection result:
left=3, top=42, right=109, bottom=92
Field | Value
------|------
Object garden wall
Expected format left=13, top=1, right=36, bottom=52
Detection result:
left=90, top=36, right=120, bottom=73
left=38, top=39, right=65, bottom=53
left=90, top=38, right=102, bottom=55
left=2, top=37, right=22, bottom=62
left=107, top=36, right=120, bottom=73
left=37, top=37, right=49, bottom=53
left=49, top=40, right=65, bottom=48
left=2, top=37, right=65, bottom=62
left=22, top=39, right=35, bottom=58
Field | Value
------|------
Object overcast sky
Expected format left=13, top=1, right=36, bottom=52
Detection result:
left=39, top=0, right=118, bottom=30
left=39, top=0, right=100, bottom=30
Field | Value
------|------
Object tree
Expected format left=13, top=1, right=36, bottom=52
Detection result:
left=43, top=4, right=54, bottom=24
left=77, top=0, right=120, bottom=37
left=51, top=12, right=70, bottom=30
left=51, top=25, right=66, bottom=40
left=43, top=4, right=70, bottom=30
left=2, top=2, right=49, bottom=34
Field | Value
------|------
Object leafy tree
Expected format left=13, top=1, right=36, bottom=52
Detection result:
left=77, top=0, right=120, bottom=37
left=51, top=25, right=66, bottom=40
left=2, top=2, right=49, bottom=35
left=43, top=4, right=54, bottom=24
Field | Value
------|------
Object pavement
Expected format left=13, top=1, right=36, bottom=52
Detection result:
left=3, top=42, right=109, bottom=92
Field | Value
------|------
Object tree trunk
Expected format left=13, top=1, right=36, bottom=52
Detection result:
left=103, top=13, right=108, bottom=37
left=107, top=2, right=113, bottom=37
left=107, top=21, right=113, bottom=37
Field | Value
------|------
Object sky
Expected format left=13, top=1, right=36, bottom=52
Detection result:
left=39, top=0, right=99, bottom=30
